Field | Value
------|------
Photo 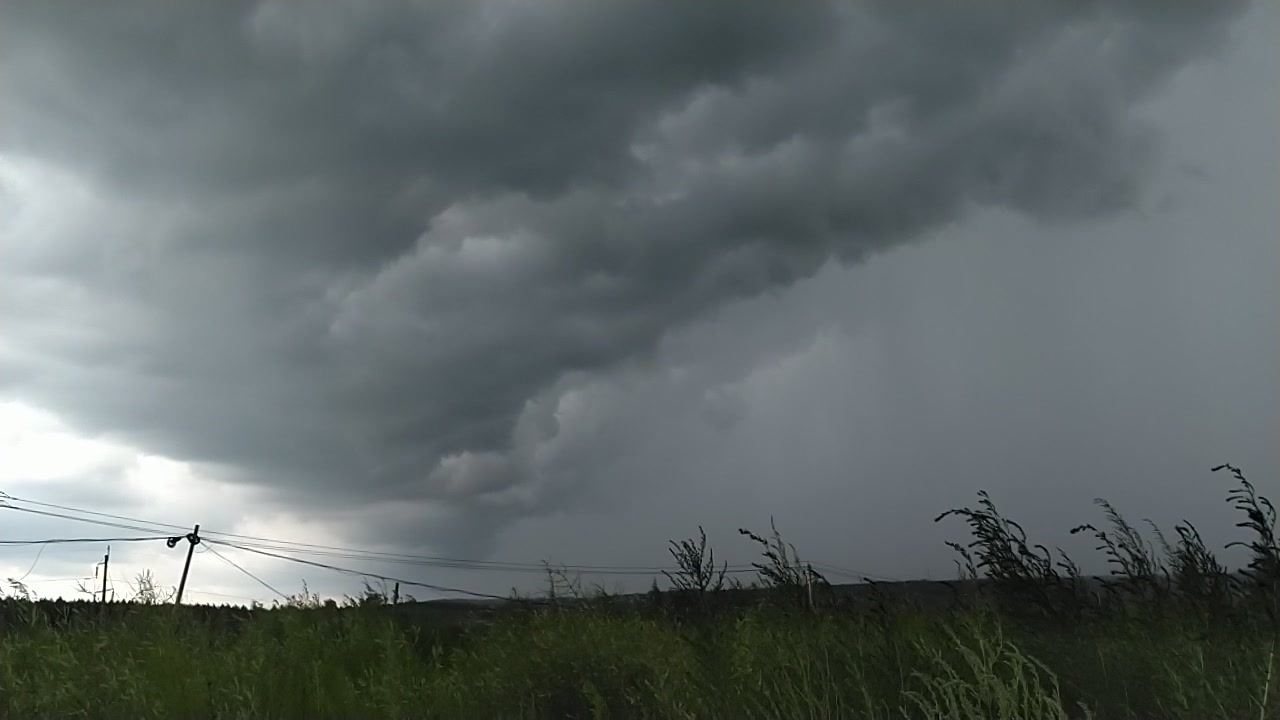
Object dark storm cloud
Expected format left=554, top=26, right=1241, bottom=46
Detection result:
left=0, top=0, right=1247, bottom=553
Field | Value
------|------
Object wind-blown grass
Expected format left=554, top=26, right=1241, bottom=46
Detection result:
left=0, top=463, right=1274, bottom=719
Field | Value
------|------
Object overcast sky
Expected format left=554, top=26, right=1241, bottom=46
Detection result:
left=1, top=0, right=1276, bottom=606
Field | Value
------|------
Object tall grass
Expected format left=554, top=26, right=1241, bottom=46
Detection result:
left=0, top=463, right=1274, bottom=719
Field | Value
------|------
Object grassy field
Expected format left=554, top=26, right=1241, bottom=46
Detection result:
left=0, top=462, right=1276, bottom=719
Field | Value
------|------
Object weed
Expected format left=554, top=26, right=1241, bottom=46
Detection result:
left=738, top=517, right=829, bottom=611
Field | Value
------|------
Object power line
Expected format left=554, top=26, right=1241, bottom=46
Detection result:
left=0, top=492, right=755, bottom=574
left=184, top=588, right=261, bottom=604
left=193, top=530, right=750, bottom=573
left=200, top=543, right=289, bottom=602
left=0, top=493, right=189, bottom=534
left=20, top=576, right=94, bottom=585
left=0, top=536, right=171, bottom=545
left=210, top=537, right=759, bottom=576
left=207, top=539, right=516, bottom=602
left=2, top=493, right=530, bottom=566
left=1, top=491, right=892, bottom=586
left=808, top=561, right=900, bottom=583
left=0, top=504, right=179, bottom=536
left=13, top=543, right=47, bottom=583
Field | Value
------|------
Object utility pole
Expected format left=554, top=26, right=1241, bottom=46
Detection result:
left=170, top=524, right=200, bottom=605
left=100, top=546, right=110, bottom=604
left=392, top=582, right=400, bottom=605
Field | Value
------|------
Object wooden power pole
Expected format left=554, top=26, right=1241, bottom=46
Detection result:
left=172, top=525, right=200, bottom=605
left=100, top=546, right=110, bottom=604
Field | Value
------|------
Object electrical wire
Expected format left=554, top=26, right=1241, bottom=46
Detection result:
left=208, top=536, right=759, bottom=576
left=20, top=576, right=94, bottom=585
left=0, top=494, right=530, bottom=568
left=1, top=491, right=891, bottom=586
left=0, top=493, right=190, bottom=533
left=808, top=561, right=900, bottom=583
left=13, top=542, right=47, bottom=583
left=0, top=493, right=756, bottom=575
left=184, top=588, right=261, bottom=604
left=207, top=539, right=517, bottom=602
left=200, top=542, right=289, bottom=602
left=193, top=530, right=758, bottom=574
left=0, top=504, right=179, bottom=536
left=0, top=536, right=171, bottom=545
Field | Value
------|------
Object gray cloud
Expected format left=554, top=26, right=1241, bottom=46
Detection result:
left=0, top=0, right=1255, bottom=558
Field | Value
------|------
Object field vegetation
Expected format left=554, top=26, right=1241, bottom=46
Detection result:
left=0, top=463, right=1276, bottom=719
